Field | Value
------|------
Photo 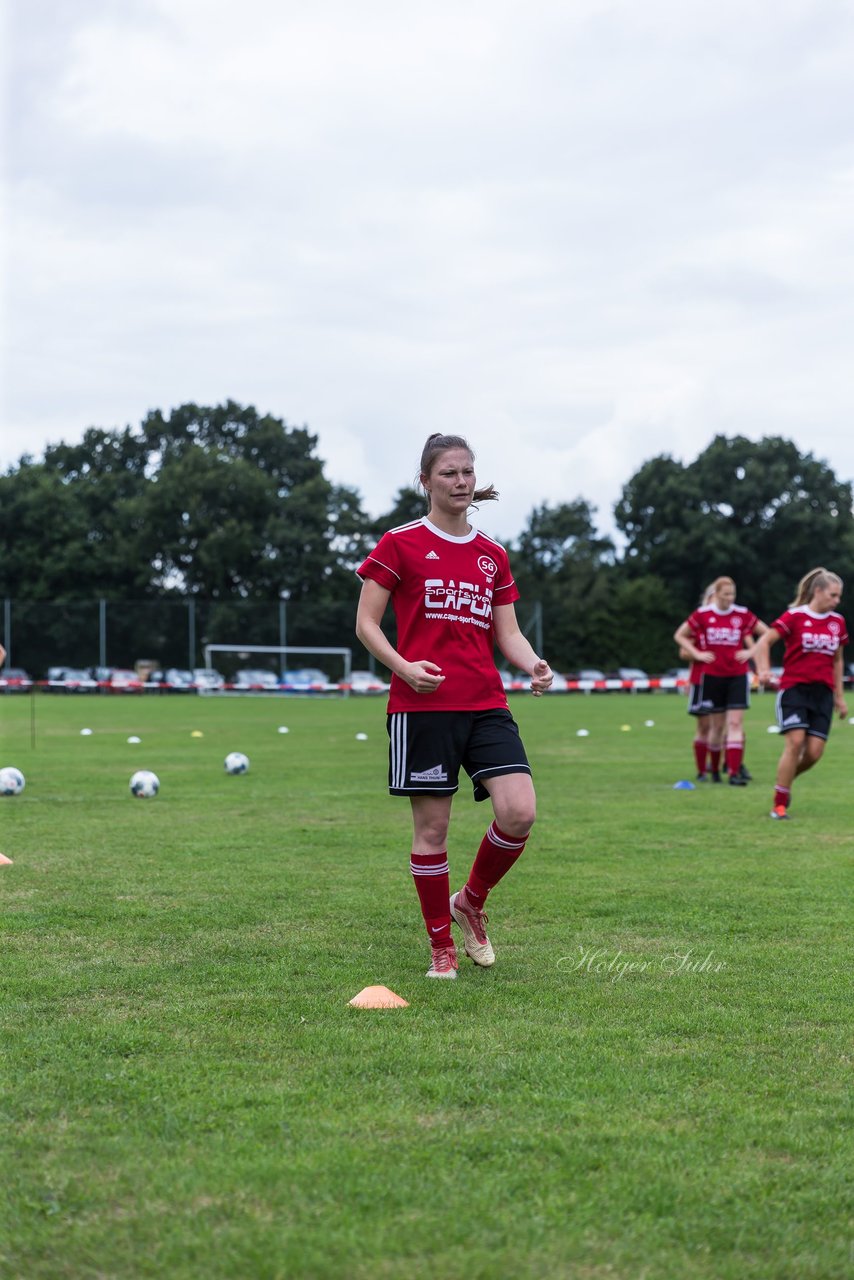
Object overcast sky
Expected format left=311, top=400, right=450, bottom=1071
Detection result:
left=3, top=0, right=854, bottom=541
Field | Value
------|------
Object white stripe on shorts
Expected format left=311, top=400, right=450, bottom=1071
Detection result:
left=389, top=712, right=408, bottom=790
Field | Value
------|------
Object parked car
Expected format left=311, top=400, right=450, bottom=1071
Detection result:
left=607, top=667, right=652, bottom=691
left=108, top=668, right=143, bottom=691
left=568, top=668, right=606, bottom=684
left=59, top=668, right=98, bottom=692
left=0, top=667, right=33, bottom=692
left=49, top=666, right=95, bottom=688
left=163, top=668, right=195, bottom=690
left=145, top=669, right=189, bottom=691
left=348, top=669, right=390, bottom=693
left=193, top=667, right=225, bottom=691
left=280, top=668, right=331, bottom=691
left=234, top=669, right=280, bottom=691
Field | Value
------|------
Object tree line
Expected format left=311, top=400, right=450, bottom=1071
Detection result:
left=2, top=402, right=852, bottom=674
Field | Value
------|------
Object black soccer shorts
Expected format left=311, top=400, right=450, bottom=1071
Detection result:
left=386, top=707, right=531, bottom=801
left=695, top=672, right=750, bottom=714
left=775, top=683, right=834, bottom=740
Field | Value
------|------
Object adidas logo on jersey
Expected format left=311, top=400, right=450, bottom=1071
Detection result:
left=410, top=763, right=448, bottom=782
left=425, top=550, right=440, bottom=559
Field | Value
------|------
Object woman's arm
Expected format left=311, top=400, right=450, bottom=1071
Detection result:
left=355, top=578, right=445, bottom=694
left=751, top=627, right=781, bottom=684
left=493, top=604, right=553, bottom=696
left=736, top=617, right=770, bottom=663
left=832, top=648, right=848, bottom=718
left=673, top=620, right=713, bottom=664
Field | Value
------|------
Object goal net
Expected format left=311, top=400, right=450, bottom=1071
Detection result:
left=201, top=644, right=353, bottom=694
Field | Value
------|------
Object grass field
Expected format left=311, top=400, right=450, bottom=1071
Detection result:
left=1, top=690, right=852, bottom=1279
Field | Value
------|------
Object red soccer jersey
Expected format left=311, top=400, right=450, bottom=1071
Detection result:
left=686, top=604, right=760, bottom=677
left=357, top=517, right=519, bottom=713
left=772, top=607, right=848, bottom=689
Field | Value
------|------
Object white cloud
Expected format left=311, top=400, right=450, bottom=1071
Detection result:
left=3, top=0, right=854, bottom=540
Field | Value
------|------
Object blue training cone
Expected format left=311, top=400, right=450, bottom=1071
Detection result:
left=672, top=780, right=696, bottom=790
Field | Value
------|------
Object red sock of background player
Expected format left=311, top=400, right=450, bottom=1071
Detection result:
left=462, top=822, right=529, bottom=910
left=709, top=747, right=722, bottom=774
left=693, top=737, right=708, bottom=774
left=725, top=740, right=743, bottom=776
left=410, top=853, right=452, bottom=945
left=773, top=785, right=791, bottom=810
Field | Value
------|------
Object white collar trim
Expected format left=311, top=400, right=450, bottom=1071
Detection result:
left=422, top=516, right=478, bottom=544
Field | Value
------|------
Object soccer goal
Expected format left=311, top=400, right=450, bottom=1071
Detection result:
left=201, top=644, right=353, bottom=694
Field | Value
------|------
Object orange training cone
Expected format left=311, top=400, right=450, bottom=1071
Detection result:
left=0, top=853, right=13, bottom=866
left=348, top=985, right=409, bottom=1009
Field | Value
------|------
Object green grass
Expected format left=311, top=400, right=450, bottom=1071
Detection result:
left=1, top=691, right=852, bottom=1279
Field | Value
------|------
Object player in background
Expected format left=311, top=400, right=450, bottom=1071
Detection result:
left=753, top=568, right=848, bottom=819
left=681, top=640, right=713, bottom=780
left=680, top=583, right=714, bottom=781
left=355, top=434, right=553, bottom=979
left=674, top=577, right=767, bottom=786
left=680, top=585, right=754, bottom=783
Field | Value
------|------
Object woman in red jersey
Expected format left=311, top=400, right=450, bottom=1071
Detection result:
left=678, top=583, right=756, bottom=783
left=674, top=576, right=767, bottom=786
left=356, top=434, right=553, bottom=979
left=678, top=583, right=715, bottom=782
left=753, top=568, right=848, bottom=819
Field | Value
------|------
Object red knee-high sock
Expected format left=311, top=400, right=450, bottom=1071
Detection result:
left=463, top=822, right=529, bottom=909
left=773, top=785, right=791, bottom=810
left=709, top=746, right=722, bottom=774
left=693, top=737, right=708, bottom=774
left=725, top=740, right=743, bottom=775
left=410, top=852, right=452, bottom=945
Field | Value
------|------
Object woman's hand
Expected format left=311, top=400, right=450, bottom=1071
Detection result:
left=399, top=660, right=445, bottom=693
left=530, top=660, right=553, bottom=697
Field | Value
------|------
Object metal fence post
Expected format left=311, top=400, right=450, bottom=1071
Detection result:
left=188, top=599, right=196, bottom=671
left=3, top=598, right=10, bottom=667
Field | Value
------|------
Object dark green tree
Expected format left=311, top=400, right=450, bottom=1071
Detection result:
left=615, top=435, right=854, bottom=622
left=373, top=486, right=425, bottom=533
left=0, top=402, right=376, bottom=671
left=0, top=428, right=152, bottom=599
left=511, top=500, right=615, bottom=670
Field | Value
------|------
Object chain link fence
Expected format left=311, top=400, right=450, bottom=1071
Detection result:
left=1, top=598, right=366, bottom=680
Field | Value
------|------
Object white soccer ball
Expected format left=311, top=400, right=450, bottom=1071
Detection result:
left=0, top=766, right=25, bottom=796
left=225, top=751, right=250, bottom=775
left=130, top=770, right=160, bottom=798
